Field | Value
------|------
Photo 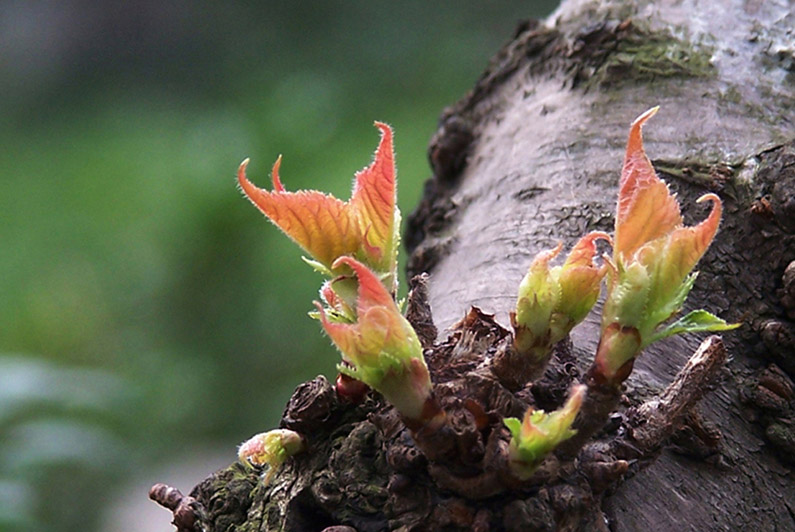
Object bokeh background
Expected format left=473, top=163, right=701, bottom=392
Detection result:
left=0, top=2, right=558, bottom=530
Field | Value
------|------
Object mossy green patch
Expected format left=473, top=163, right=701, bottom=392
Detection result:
left=594, top=26, right=716, bottom=89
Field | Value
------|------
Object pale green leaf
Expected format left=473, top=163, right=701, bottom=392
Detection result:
left=648, top=309, right=740, bottom=345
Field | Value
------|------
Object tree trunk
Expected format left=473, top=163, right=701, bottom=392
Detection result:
left=152, top=1, right=795, bottom=530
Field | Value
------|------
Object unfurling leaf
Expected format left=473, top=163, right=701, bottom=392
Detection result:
left=315, top=256, right=433, bottom=422
left=238, top=122, right=399, bottom=291
left=594, top=107, right=736, bottom=386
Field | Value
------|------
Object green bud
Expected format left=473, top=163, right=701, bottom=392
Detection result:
left=504, top=385, right=585, bottom=480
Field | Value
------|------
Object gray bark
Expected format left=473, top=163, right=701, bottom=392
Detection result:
left=153, top=1, right=795, bottom=530
left=408, top=1, right=795, bottom=529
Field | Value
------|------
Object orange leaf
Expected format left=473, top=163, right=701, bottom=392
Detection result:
left=351, top=122, right=397, bottom=268
left=562, top=231, right=611, bottom=269
left=238, top=159, right=361, bottom=268
left=238, top=123, right=398, bottom=274
left=640, top=193, right=722, bottom=294
left=615, top=107, right=682, bottom=261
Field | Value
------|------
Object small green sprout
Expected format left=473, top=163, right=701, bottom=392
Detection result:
left=504, top=385, right=585, bottom=480
left=513, top=232, right=610, bottom=362
left=238, top=429, right=305, bottom=484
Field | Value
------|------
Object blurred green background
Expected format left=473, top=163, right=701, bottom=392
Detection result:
left=0, top=1, right=557, bottom=530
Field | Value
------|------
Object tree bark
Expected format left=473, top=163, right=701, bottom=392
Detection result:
left=153, top=1, right=795, bottom=530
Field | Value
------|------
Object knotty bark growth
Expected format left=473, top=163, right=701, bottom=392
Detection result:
left=153, top=1, right=795, bottom=530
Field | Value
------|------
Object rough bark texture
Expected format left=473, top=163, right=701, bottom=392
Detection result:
left=153, top=1, right=795, bottom=530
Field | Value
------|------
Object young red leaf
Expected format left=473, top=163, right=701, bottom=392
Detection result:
left=238, top=158, right=360, bottom=268
left=614, top=107, right=682, bottom=262
left=594, top=108, right=733, bottom=386
left=238, top=123, right=398, bottom=281
left=351, top=122, right=398, bottom=272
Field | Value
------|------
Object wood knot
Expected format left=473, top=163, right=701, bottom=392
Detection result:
left=759, top=319, right=795, bottom=375
left=580, top=459, right=629, bottom=492
left=752, top=364, right=795, bottom=413
left=280, top=375, right=338, bottom=432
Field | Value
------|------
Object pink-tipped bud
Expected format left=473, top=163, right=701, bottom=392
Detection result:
left=238, top=429, right=305, bottom=484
